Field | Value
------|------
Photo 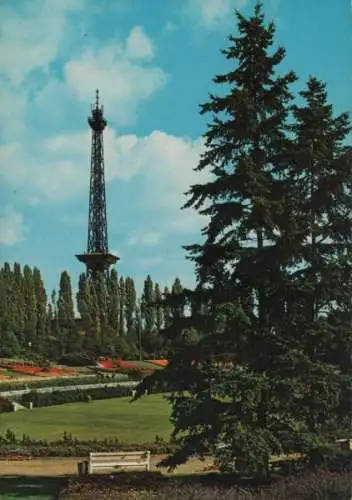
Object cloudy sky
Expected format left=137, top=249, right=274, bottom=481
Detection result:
left=0, top=0, right=351, bottom=297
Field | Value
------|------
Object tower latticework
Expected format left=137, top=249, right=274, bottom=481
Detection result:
left=76, top=90, right=119, bottom=277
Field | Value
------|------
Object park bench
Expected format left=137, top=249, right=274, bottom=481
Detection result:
left=79, top=450, right=151, bottom=475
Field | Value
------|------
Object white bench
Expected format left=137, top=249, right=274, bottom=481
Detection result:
left=336, top=438, right=352, bottom=451
left=86, top=451, right=151, bottom=475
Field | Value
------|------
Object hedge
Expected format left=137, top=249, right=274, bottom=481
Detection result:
left=18, top=385, right=132, bottom=408
left=0, top=373, right=129, bottom=392
left=0, top=430, right=171, bottom=457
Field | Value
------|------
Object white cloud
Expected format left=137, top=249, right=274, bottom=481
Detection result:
left=125, top=26, right=154, bottom=60
left=186, top=0, right=248, bottom=27
left=63, top=35, right=167, bottom=125
left=0, top=0, right=85, bottom=86
left=0, top=128, right=209, bottom=237
left=0, top=207, right=26, bottom=246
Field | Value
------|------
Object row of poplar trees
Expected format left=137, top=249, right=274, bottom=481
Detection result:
left=135, top=4, right=352, bottom=480
left=0, top=262, right=184, bottom=361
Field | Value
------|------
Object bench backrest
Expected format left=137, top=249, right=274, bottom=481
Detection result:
left=88, top=451, right=151, bottom=473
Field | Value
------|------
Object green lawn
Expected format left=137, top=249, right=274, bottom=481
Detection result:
left=0, top=394, right=172, bottom=443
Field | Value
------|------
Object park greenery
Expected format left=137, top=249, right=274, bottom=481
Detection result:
left=0, top=3, right=351, bottom=498
left=0, top=264, right=183, bottom=362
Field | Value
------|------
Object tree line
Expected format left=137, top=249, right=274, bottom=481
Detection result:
left=0, top=263, right=184, bottom=361
left=134, top=3, right=352, bottom=479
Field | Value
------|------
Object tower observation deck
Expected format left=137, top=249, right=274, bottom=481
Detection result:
left=76, top=90, right=119, bottom=276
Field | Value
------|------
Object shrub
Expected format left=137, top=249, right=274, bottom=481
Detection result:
left=0, top=430, right=172, bottom=457
left=0, top=396, right=13, bottom=413
left=58, top=353, right=94, bottom=367
left=18, top=385, right=132, bottom=408
left=0, top=373, right=129, bottom=392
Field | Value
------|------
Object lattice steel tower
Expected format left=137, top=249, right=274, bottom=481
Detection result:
left=76, top=90, right=119, bottom=276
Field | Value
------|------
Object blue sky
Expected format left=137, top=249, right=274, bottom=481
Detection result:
left=0, top=0, right=351, bottom=299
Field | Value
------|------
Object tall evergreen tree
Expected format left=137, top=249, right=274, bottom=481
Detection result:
left=283, top=77, right=352, bottom=435
left=135, top=4, right=301, bottom=478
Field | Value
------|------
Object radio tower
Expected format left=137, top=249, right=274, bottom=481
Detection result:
left=76, top=89, right=119, bottom=277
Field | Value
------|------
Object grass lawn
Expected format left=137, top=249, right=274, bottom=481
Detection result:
left=0, top=394, right=172, bottom=443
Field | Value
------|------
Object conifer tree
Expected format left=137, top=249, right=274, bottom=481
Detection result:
left=135, top=4, right=300, bottom=478
left=283, top=77, right=352, bottom=436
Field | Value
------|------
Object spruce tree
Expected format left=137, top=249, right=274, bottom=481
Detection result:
left=135, top=4, right=299, bottom=478
left=282, top=77, right=352, bottom=438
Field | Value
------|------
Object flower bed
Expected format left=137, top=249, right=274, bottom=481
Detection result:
left=0, top=362, right=76, bottom=378
left=97, top=359, right=140, bottom=371
left=147, top=359, right=168, bottom=368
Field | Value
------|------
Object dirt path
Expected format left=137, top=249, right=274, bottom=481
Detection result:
left=0, top=456, right=215, bottom=477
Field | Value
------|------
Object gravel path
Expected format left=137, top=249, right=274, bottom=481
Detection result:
left=0, top=456, right=215, bottom=477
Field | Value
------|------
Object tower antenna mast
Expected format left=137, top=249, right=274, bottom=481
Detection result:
left=76, top=89, right=119, bottom=277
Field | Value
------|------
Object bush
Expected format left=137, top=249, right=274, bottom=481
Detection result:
left=0, top=396, right=13, bottom=413
left=18, top=385, right=132, bottom=408
left=0, top=430, right=172, bottom=457
left=0, top=373, right=129, bottom=392
left=58, top=353, right=94, bottom=367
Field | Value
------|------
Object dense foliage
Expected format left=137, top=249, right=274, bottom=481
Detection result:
left=0, top=264, right=184, bottom=361
left=135, top=3, right=352, bottom=480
